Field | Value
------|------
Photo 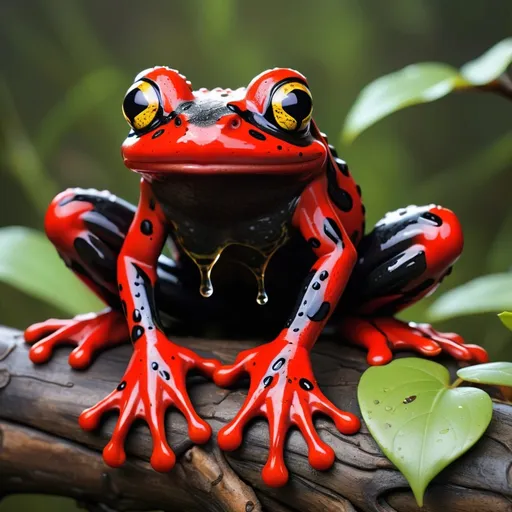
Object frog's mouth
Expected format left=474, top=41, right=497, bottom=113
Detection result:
left=124, top=155, right=325, bottom=176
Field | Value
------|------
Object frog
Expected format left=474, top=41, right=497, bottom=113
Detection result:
left=24, top=66, right=489, bottom=487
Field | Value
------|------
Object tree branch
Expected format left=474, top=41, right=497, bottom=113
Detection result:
left=0, top=326, right=510, bottom=511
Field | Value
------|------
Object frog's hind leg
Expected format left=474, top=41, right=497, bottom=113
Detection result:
left=25, top=188, right=184, bottom=368
left=337, top=204, right=488, bottom=365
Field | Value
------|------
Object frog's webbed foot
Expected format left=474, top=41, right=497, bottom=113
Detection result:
left=340, top=316, right=489, bottom=365
left=79, top=333, right=220, bottom=472
left=24, top=308, right=128, bottom=369
left=214, top=340, right=360, bottom=487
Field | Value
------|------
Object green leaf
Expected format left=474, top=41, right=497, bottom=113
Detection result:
left=457, top=362, right=512, bottom=387
left=0, top=226, right=102, bottom=315
left=498, top=311, right=512, bottom=331
left=460, top=37, right=512, bottom=85
left=428, top=273, right=512, bottom=321
left=343, top=63, right=460, bottom=142
left=358, top=358, right=493, bottom=506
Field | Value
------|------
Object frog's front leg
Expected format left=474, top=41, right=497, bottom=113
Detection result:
left=214, top=178, right=360, bottom=487
left=79, top=178, right=220, bottom=472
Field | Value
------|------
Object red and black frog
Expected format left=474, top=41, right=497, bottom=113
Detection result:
left=24, top=66, right=488, bottom=487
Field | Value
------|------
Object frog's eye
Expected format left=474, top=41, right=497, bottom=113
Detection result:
left=122, top=79, right=163, bottom=133
left=266, top=81, right=313, bottom=132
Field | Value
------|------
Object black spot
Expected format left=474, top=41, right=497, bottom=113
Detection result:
left=326, top=161, right=353, bottom=212
left=131, top=325, right=144, bottom=342
left=152, top=129, right=165, bottom=139
left=162, top=370, right=170, bottom=380
left=308, top=237, right=321, bottom=249
left=299, top=152, right=303, bottom=157
left=249, top=129, right=266, bottom=140
left=323, top=218, right=344, bottom=246
left=277, top=145, right=282, bottom=150
left=117, top=381, right=127, bottom=391
left=175, top=116, right=182, bottom=126
left=421, top=211, right=443, bottom=226
left=298, top=312, right=304, bottom=316
left=356, top=185, right=362, bottom=196
left=403, top=395, right=417, bottom=404
left=121, top=300, right=127, bottom=316
left=135, top=292, right=140, bottom=298
left=151, top=362, right=159, bottom=370
left=334, top=157, right=350, bottom=177
left=133, top=309, right=142, bottom=322
left=140, top=220, right=153, bottom=235
left=293, top=328, right=299, bottom=332
left=272, top=358, right=285, bottom=371
left=149, top=197, right=156, bottom=210
left=263, top=376, right=273, bottom=388
left=319, top=271, right=329, bottom=281
left=312, top=282, right=321, bottom=290
left=307, top=301, right=330, bottom=322
left=362, top=204, right=366, bottom=215
left=288, top=378, right=292, bottom=384
left=118, top=284, right=123, bottom=291
left=299, top=378, right=314, bottom=391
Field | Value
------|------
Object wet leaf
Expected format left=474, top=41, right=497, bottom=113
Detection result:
left=460, top=37, right=512, bottom=85
left=427, top=273, right=512, bottom=321
left=0, top=226, right=102, bottom=315
left=458, top=362, right=512, bottom=387
left=358, top=358, right=493, bottom=506
left=343, top=63, right=460, bottom=142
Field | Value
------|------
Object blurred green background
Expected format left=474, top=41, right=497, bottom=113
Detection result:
left=0, top=0, right=511, bottom=510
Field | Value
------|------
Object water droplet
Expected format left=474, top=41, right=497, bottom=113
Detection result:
left=385, top=423, right=392, bottom=429
left=373, top=399, right=380, bottom=405
left=385, top=406, right=393, bottom=411
left=458, top=405, right=463, bottom=409
left=439, top=428, right=449, bottom=434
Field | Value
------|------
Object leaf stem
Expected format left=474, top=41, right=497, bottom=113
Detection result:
left=450, top=378, right=464, bottom=389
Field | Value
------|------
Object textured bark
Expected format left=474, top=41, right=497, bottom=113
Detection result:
left=0, top=326, right=510, bottom=512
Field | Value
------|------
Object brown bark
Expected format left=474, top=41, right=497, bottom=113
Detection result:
left=0, top=326, right=510, bottom=512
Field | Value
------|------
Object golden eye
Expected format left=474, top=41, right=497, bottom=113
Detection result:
left=269, top=81, right=313, bottom=131
left=122, top=80, right=162, bottom=132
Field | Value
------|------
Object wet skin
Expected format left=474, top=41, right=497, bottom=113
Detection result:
left=25, top=66, right=488, bottom=487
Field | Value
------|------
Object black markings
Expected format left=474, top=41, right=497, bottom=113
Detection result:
left=277, top=145, right=282, bottom=150
left=152, top=129, right=165, bottom=139
left=350, top=230, right=360, bottom=244
left=140, top=220, right=153, bottom=235
left=135, top=292, right=140, bottom=298
left=133, top=309, right=142, bottom=322
left=403, top=395, right=417, bottom=404
left=117, top=381, right=127, bottom=391
left=323, top=218, right=344, bottom=246
left=263, top=376, right=273, bottom=388
left=421, top=211, right=443, bottom=226
left=334, top=157, right=350, bottom=177
left=162, top=370, right=170, bottom=380
left=249, top=129, right=266, bottom=140
left=308, top=237, right=321, bottom=249
left=131, top=325, right=144, bottom=342
left=175, top=116, right=182, bottom=126
left=307, top=301, right=331, bottom=322
left=272, top=358, right=286, bottom=371
left=326, top=160, right=353, bottom=212
left=312, top=282, right=321, bottom=290
left=299, top=378, right=314, bottom=391
left=151, top=362, right=159, bottom=370
left=293, top=328, right=300, bottom=332
left=149, top=197, right=156, bottom=210
left=286, top=269, right=316, bottom=327
left=118, top=284, right=123, bottom=291
left=356, top=184, right=362, bottom=196
left=121, top=300, right=127, bottom=316
left=319, top=271, right=329, bottom=281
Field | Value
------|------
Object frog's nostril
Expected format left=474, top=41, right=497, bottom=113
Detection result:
left=230, top=118, right=241, bottom=129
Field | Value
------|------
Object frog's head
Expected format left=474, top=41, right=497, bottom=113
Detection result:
left=121, top=67, right=327, bottom=179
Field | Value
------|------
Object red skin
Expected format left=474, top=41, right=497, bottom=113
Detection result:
left=25, top=66, right=488, bottom=487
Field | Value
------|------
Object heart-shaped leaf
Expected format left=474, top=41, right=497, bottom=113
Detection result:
left=342, top=63, right=460, bottom=142
left=460, top=37, right=512, bottom=85
left=0, top=226, right=102, bottom=315
left=457, top=362, right=512, bottom=387
left=358, top=358, right=493, bottom=506
left=427, top=273, right=512, bottom=321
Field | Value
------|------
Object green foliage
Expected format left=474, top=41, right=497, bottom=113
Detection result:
left=428, top=273, right=512, bottom=321
left=358, top=358, right=493, bottom=506
left=498, top=311, right=512, bottom=331
left=457, top=362, right=512, bottom=387
left=343, top=37, right=512, bottom=142
left=0, top=226, right=102, bottom=315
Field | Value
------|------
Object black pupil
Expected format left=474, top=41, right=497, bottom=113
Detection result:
left=124, top=88, right=149, bottom=125
left=282, top=89, right=311, bottom=129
